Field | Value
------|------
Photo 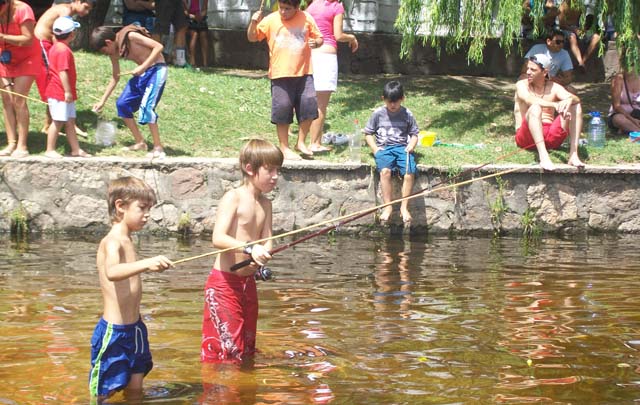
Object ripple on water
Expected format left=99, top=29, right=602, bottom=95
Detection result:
left=2, top=234, right=640, bottom=403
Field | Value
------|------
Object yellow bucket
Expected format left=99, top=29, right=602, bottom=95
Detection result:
left=419, top=130, right=436, bottom=147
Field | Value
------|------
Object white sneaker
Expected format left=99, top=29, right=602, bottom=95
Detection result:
left=321, top=132, right=336, bottom=145
left=333, top=133, right=349, bottom=146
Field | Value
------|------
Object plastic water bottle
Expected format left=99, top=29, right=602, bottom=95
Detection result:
left=96, top=121, right=116, bottom=147
left=588, top=111, right=606, bottom=148
left=349, top=119, right=361, bottom=163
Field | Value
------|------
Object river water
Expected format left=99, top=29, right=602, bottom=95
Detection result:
left=1, top=233, right=640, bottom=404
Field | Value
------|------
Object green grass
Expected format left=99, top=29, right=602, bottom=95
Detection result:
left=5, top=50, right=639, bottom=166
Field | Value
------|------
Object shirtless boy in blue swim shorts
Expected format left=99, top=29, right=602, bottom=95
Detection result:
left=89, top=177, right=173, bottom=400
left=90, top=25, right=168, bottom=159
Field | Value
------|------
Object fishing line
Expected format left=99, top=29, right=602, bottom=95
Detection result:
left=229, top=164, right=529, bottom=271
left=173, top=143, right=534, bottom=266
left=0, top=87, right=47, bottom=105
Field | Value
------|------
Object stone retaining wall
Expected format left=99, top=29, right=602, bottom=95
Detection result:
left=1, top=157, right=639, bottom=235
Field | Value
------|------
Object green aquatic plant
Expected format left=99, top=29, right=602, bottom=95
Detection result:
left=521, top=207, right=541, bottom=239
left=445, top=165, right=462, bottom=181
left=178, top=211, right=191, bottom=237
left=487, top=176, right=508, bottom=235
left=327, top=229, right=337, bottom=244
left=9, top=204, right=28, bottom=236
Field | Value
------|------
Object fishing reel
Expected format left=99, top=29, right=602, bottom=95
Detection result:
left=254, top=265, right=273, bottom=281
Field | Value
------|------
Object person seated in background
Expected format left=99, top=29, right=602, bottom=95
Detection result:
left=123, top=0, right=155, bottom=33
left=514, top=54, right=585, bottom=171
left=516, top=29, right=575, bottom=127
left=608, top=66, right=640, bottom=135
left=521, top=0, right=559, bottom=39
left=522, top=29, right=574, bottom=89
left=558, top=0, right=601, bottom=72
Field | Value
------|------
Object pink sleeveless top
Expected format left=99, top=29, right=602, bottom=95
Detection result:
left=306, top=0, right=344, bottom=49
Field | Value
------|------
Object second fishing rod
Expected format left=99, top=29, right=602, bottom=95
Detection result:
left=230, top=146, right=531, bottom=272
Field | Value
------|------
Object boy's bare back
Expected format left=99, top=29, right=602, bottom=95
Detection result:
left=123, top=31, right=165, bottom=66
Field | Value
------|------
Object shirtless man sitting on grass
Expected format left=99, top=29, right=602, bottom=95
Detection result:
left=514, top=53, right=585, bottom=171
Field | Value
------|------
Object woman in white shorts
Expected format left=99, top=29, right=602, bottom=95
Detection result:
left=306, top=0, right=357, bottom=154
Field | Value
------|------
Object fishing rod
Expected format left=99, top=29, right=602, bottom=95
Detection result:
left=229, top=145, right=533, bottom=271
left=174, top=141, right=539, bottom=267
left=0, top=87, right=48, bottom=105
left=230, top=165, right=527, bottom=271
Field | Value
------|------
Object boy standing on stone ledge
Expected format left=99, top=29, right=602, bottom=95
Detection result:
left=247, top=0, right=323, bottom=160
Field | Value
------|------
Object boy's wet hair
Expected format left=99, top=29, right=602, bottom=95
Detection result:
left=383, top=80, right=404, bottom=102
left=90, top=26, right=116, bottom=51
left=279, top=0, right=300, bottom=8
left=239, top=139, right=284, bottom=179
left=107, top=176, right=157, bottom=222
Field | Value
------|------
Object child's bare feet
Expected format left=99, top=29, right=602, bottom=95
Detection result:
left=568, top=155, right=585, bottom=168
left=282, top=148, right=302, bottom=160
left=71, top=149, right=92, bottom=158
left=400, top=208, right=412, bottom=223
left=44, top=150, right=63, bottom=159
left=539, top=159, right=556, bottom=171
left=122, top=142, right=148, bottom=152
left=295, top=143, right=314, bottom=159
left=379, top=206, right=393, bottom=223
left=147, top=146, right=166, bottom=159
left=0, top=142, right=16, bottom=156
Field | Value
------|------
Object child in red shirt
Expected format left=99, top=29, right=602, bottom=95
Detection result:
left=44, top=16, right=90, bottom=158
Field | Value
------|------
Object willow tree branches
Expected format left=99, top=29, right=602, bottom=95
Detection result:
left=395, top=0, right=639, bottom=69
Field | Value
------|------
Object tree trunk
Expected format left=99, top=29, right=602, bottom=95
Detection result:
left=72, top=0, right=111, bottom=50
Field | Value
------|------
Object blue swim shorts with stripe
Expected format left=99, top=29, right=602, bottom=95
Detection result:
left=89, top=317, right=153, bottom=397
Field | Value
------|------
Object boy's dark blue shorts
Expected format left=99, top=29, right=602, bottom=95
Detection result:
left=89, top=318, right=153, bottom=397
left=374, top=144, right=417, bottom=176
left=270, top=75, right=318, bottom=125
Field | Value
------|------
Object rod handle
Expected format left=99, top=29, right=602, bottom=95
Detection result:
left=230, top=258, right=253, bottom=271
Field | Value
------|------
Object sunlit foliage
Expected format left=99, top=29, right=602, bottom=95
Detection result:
left=395, top=0, right=639, bottom=69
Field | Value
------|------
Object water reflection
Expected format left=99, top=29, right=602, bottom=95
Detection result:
left=2, top=234, right=640, bottom=403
